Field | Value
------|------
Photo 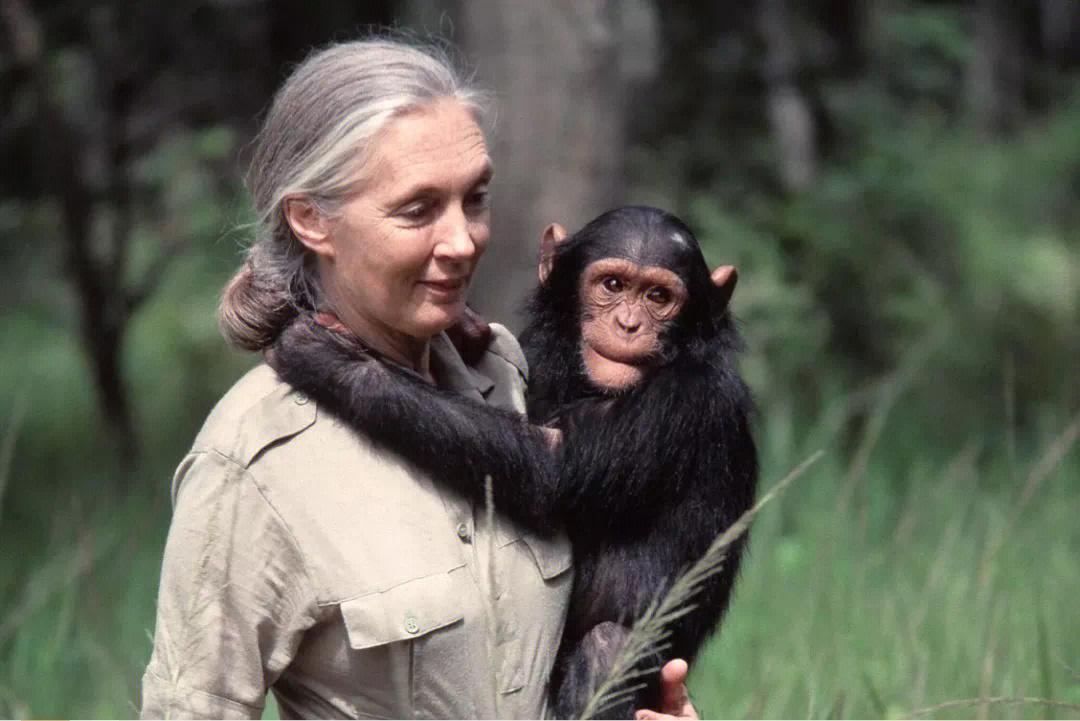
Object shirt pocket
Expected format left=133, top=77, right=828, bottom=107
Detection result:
left=339, top=569, right=466, bottom=649
left=339, top=567, right=475, bottom=719
left=488, top=530, right=573, bottom=700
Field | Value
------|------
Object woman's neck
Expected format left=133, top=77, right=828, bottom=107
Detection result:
left=320, top=307, right=434, bottom=383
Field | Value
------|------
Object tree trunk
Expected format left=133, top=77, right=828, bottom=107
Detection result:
left=54, top=82, right=138, bottom=465
left=85, top=315, right=136, bottom=463
left=968, top=0, right=1027, bottom=136
left=758, top=0, right=818, bottom=193
left=456, top=1, right=630, bottom=331
left=1041, top=0, right=1080, bottom=63
left=8, top=0, right=140, bottom=465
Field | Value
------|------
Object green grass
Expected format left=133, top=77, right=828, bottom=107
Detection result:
left=1, top=323, right=1078, bottom=718
left=0, top=300, right=248, bottom=717
left=690, top=409, right=1080, bottom=719
left=0, top=487, right=170, bottom=717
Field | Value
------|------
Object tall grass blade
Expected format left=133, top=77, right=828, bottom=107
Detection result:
left=0, top=391, right=28, bottom=519
left=908, top=696, right=1080, bottom=716
left=978, top=597, right=1002, bottom=718
left=1035, top=602, right=1054, bottom=718
left=979, top=409, right=1080, bottom=583
left=860, top=671, right=886, bottom=718
left=1019, top=410, right=1080, bottom=505
left=1003, top=352, right=1018, bottom=487
left=579, top=450, right=824, bottom=720
left=483, top=474, right=503, bottom=720
left=837, top=323, right=944, bottom=512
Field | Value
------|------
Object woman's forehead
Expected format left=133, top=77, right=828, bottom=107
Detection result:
left=365, top=100, right=490, bottom=187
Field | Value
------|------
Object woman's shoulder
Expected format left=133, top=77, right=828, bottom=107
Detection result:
left=481, top=322, right=528, bottom=379
left=188, top=363, right=318, bottom=468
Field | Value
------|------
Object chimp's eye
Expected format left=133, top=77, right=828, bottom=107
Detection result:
left=646, top=286, right=672, bottom=304
left=602, top=276, right=624, bottom=293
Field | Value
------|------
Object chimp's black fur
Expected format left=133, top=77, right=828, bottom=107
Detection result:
left=266, top=205, right=757, bottom=719
left=266, top=319, right=562, bottom=534
left=519, top=206, right=758, bottom=718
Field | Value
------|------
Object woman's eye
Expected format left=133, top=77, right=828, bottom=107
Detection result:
left=602, top=276, right=623, bottom=293
left=465, top=189, right=490, bottom=214
left=399, top=201, right=433, bottom=221
left=646, top=286, right=671, bottom=304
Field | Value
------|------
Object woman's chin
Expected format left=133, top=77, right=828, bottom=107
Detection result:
left=410, top=302, right=466, bottom=340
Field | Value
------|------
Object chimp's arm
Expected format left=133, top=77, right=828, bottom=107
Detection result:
left=551, top=360, right=757, bottom=719
left=557, top=355, right=757, bottom=533
left=269, top=316, right=562, bottom=534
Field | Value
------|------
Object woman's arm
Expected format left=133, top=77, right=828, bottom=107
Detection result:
left=141, top=451, right=318, bottom=718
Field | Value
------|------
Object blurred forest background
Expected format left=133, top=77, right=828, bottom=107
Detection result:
left=1, top=0, right=1079, bottom=717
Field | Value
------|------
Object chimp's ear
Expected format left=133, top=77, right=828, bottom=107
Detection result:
left=710, top=265, right=739, bottom=309
left=539, top=223, right=569, bottom=283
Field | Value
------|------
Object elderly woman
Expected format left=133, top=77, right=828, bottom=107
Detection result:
left=141, top=39, right=696, bottom=719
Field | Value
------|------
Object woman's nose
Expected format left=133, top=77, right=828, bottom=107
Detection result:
left=434, top=206, right=479, bottom=260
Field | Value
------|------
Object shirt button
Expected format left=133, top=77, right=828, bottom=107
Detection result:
left=456, top=523, right=472, bottom=542
left=405, top=616, right=420, bottom=634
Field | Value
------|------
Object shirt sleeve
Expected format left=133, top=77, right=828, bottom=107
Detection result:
left=141, top=450, right=320, bottom=719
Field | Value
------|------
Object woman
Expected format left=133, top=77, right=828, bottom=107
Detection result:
left=141, top=38, right=695, bottom=719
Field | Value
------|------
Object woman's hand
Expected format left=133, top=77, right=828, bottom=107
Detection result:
left=634, top=659, right=699, bottom=720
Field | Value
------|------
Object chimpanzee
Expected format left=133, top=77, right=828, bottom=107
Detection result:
left=267, top=206, right=757, bottom=719
left=519, top=206, right=757, bottom=718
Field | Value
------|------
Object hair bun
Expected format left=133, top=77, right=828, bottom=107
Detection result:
left=218, top=262, right=297, bottom=351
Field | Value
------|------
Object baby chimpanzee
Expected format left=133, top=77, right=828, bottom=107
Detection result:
left=519, top=206, right=757, bottom=718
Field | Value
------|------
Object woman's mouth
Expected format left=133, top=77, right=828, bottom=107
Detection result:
left=420, top=277, right=468, bottom=299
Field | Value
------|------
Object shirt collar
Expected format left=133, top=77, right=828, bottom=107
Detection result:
left=429, top=332, right=495, bottom=401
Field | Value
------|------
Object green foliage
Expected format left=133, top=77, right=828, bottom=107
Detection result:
left=781, top=97, right=1080, bottom=440
left=632, top=17, right=1080, bottom=449
left=0, top=294, right=252, bottom=718
left=688, top=402, right=1080, bottom=720
left=878, top=5, right=972, bottom=111
left=0, top=485, right=169, bottom=718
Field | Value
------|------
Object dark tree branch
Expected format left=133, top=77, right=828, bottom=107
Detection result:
left=3, top=0, right=140, bottom=464
left=1, top=0, right=41, bottom=64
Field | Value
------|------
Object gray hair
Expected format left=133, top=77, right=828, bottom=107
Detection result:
left=220, top=38, right=490, bottom=351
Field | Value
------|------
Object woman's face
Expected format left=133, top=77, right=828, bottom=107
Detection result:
left=315, top=99, right=492, bottom=355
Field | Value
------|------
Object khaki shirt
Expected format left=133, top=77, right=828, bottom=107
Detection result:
left=141, top=326, right=573, bottom=719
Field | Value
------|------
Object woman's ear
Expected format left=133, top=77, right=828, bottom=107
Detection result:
left=283, top=197, right=335, bottom=259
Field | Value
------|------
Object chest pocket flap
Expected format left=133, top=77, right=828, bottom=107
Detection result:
left=494, top=519, right=573, bottom=582
left=340, top=567, right=466, bottom=649
left=521, top=531, right=573, bottom=580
